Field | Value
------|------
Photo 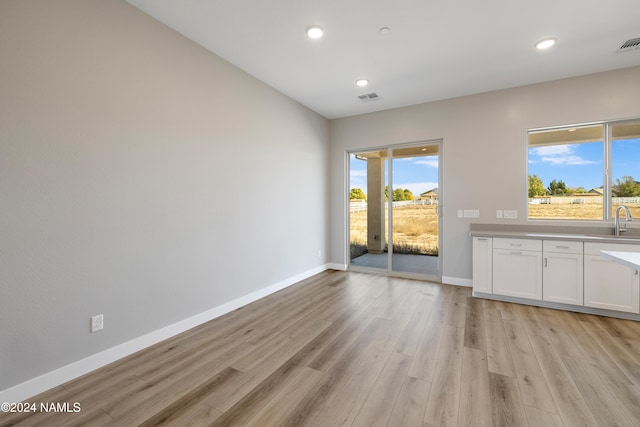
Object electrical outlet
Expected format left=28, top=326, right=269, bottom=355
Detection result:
left=91, top=314, right=103, bottom=333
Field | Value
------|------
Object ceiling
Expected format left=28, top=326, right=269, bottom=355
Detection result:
left=126, top=0, right=640, bottom=119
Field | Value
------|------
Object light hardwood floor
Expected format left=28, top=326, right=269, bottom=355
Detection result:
left=2, top=270, right=640, bottom=426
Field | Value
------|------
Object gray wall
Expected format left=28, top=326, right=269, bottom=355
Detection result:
left=329, top=67, right=640, bottom=281
left=0, top=0, right=329, bottom=390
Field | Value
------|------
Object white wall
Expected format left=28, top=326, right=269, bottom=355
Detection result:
left=329, top=66, right=640, bottom=282
left=0, top=0, right=329, bottom=392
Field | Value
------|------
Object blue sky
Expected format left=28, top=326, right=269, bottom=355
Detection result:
left=528, top=138, right=640, bottom=190
left=528, top=142, right=603, bottom=190
left=611, top=138, right=640, bottom=184
left=349, top=154, right=439, bottom=198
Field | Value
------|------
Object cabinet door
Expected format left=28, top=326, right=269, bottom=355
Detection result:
left=473, top=237, right=492, bottom=293
left=493, top=249, right=542, bottom=299
left=543, top=252, right=583, bottom=305
left=584, top=255, right=640, bottom=313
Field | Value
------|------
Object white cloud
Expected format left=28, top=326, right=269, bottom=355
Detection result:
left=530, top=144, right=596, bottom=165
left=531, top=145, right=573, bottom=156
left=349, top=170, right=367, bottom=192
left=414, top=159, right=439, bottom=168
left=540, top=155, right=596, bottom=165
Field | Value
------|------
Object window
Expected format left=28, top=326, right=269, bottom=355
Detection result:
left=528, top=120, right=640, bottom=221
left=611, top=123, right=640, bottom=219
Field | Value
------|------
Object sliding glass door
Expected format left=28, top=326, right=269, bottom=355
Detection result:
left=390, top=144, right=440, bottom=276
left=348, top=141, right=441, bottom=279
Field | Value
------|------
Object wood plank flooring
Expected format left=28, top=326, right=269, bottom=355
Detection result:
left=2, top=270, right=640, bottom=426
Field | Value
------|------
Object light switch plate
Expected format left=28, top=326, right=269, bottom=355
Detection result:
left=464, top=210, right=480, bottom=218
left=496, top=210, right=503, bottom=218
left=503, top=210, right=518, bottom=219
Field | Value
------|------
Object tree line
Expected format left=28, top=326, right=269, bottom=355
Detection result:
left=350, top=186, right=415, bottom=202
left=528, top=175, right=640, bottom=198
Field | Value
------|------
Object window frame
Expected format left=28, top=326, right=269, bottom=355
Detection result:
left=527, top=118, right=640, bottom=223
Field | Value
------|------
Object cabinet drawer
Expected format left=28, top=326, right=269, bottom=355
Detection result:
left=543, top=240, right=583, bottom=254
left=493, top=238, right=541, bottom=252
left=584, top=242, right=640, bottom=256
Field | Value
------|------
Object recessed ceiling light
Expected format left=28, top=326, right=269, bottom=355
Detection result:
left=379, top=27, right=390, bottom=35
left=355, top=79, right=369, bottom=87
left=306, top=25, right=324, bottom=39
left=536, top=38, right=557, bottom=50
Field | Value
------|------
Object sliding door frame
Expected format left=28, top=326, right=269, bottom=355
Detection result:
left=346, top=139, right=443, bottom=281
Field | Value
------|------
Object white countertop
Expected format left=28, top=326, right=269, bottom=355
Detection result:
left=600, top=251, right=640, bottom=270
left=470, top=229, right=640, bottom=244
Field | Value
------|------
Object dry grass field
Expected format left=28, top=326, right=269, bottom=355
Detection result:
left=350, top=204, right=439, bottom=257
left=530, top=203, right=640, bottom=220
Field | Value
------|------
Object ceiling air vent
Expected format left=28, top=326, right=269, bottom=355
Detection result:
left=358, top=92, right=381, bottom=103
left=617, top=37, right=640, bottom=52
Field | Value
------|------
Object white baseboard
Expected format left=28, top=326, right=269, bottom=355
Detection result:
left=327, top=262, right=347, bottom=271
left=0, top=265, right=328, bottom=404
left=442, top=276, right=473, bottom=287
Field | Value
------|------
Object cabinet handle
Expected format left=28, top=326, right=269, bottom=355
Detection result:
left=478, top=238, right=488, bottom=241
left=510, top=251, right=523, bottom=255
left=510, top=243, right=523, bottom=247
left=636, top=271, right=639, bottom=276
left=556, top=245, right=570, bottom=249
left=544, top=258, right=548, bottom=267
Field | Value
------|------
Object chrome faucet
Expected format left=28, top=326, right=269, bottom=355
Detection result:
left=614, top=205, right=632, bottom=236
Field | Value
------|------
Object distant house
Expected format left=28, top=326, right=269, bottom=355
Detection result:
left=419, top=188, right=438, bottom=202
left=569, top=188, right=603, bottom=197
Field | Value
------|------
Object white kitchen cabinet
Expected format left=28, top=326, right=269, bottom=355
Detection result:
left=472, top=237, right=492, bottom=293
left=471, top=231, right=640, bottom=317
left=493, top=238, right=542, bottom=300
left=584, top=243, right=640, bottom=314
left=543, top=240, right=583, bottom=305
